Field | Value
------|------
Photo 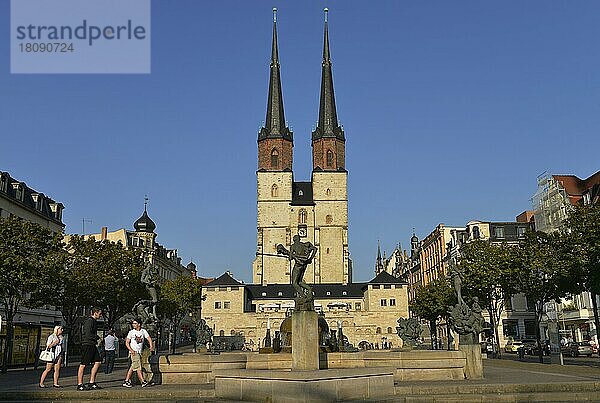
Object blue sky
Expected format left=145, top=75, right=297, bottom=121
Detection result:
left=1, top=1, right=599, bottom=282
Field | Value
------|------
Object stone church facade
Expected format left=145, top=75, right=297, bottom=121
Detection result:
left=202, top=10, right=408, bottom=350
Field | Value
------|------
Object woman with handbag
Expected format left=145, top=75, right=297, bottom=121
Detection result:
left=39, top=326, right=64, bottom=388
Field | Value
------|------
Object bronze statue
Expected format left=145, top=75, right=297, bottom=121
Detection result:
left=277, top=235, right=317, bottom=311
left=448, top=256, right=465, bottom=305
left=396, top=317, right=423, bottom=348
left=141, top=261, right=159, bottom=318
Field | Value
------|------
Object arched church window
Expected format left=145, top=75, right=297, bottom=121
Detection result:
left=326, top=150, right=334, bottom=167
left=326, top=215, right=333, bottom=224
left=376, top=327, right=382, bottom=334
left=326, top=188, right=331, bottom=196
left=299, top=209, right=307, bottom=224
left=387, top=327, right=393, bottom=334
left=271, top=184, right=278, bottom=197
left=219, top=330, right=225, bottom=336
left=271, top=148, right=279, bottom=169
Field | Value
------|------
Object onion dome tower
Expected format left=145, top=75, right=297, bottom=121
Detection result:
left=134, top=197, right=156, bottom=233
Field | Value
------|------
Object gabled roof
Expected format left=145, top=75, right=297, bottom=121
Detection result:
left=205, top=272, right=243, bottom=287
left=368, top=270, right=407, bottom=285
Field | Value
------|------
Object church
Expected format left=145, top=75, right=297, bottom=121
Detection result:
left=201, top=9, right=409, bottom=350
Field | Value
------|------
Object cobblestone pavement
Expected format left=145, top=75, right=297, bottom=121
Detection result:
left=0, top=353, right=599, bottom=401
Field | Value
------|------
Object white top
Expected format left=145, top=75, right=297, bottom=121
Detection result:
left=127, top=328, right=150, bottom=353
left=104, top=334, right=117, bottom=351
left=46, top=334, right=63, bottom=357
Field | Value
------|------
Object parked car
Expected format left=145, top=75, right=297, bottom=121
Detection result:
left=505, top=339, right=536, bottom=353
left=561, top=342, right=593, bottom=357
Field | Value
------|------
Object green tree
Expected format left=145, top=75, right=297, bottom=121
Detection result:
left=410, top=277, right=455, bottom=349
left=45, top=236, right=146, bottom=337
left=459, top=240, right=519, bottom=357
left=565, top=203, right=600, bottom=347
left=158, top=275, right=204, bottom=353
left=515, top=231, right=582, bottom=363
left=0, top=217, right=64, bottom=372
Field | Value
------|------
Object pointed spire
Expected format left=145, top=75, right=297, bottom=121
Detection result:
left=258, top=8, right=292, bottom=142
left=375, top=240, right=384, bottom=274
left=313, top=8, right=344, bottom=141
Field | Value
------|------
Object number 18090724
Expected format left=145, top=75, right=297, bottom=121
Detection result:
left=19, top=42, right=74, bottom=52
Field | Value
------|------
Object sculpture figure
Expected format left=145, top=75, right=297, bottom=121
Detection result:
left=141, top=261, right=159, bottom=319
left=448, top=256, right=465, bottom=305
left=195, top=319, right=214, bottom=349
left=396, top=317, right=423, bottom=348
left=277, top=235, right=317, bottom=311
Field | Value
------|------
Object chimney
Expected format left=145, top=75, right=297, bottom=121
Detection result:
left=101, top=227, right=108, bottom=241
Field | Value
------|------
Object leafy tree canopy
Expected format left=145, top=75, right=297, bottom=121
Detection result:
left=410, top=277, right=455, bottom=322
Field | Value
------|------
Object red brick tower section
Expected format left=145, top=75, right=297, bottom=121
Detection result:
left=312, top=8, right=345, bottom=172
left=258, top=8, right=293, bottom=172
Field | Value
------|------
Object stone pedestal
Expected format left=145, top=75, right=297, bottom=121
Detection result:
left=292, top=310, right=319, bottom=371
left=459, top=344, right=483, bottom=379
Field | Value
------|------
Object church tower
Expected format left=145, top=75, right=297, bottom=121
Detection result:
left=254, top=9, right=294, bottom=285
left=311, top=9, right=350, bottom=284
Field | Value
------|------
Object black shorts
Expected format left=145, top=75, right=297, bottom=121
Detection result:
left=80, top=345, right=101, bottom=365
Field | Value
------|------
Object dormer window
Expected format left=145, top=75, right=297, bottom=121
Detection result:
left=32, top=194, right=43, bottom=211
left=13, top=183, right=24, bottom=201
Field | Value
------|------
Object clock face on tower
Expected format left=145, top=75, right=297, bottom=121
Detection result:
left=298, top=226, right=307, bottom=237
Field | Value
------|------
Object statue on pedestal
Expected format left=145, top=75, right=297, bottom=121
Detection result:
left=277, top=235, right=317, bottom=311
left=447, top=258, right=486, bottom=345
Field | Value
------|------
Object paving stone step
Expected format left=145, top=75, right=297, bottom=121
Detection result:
left=0, top=384, right=216, bottom=401
left=395, top=381, right=600, bottom=395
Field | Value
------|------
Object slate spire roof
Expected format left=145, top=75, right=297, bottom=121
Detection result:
left=258, top=8, right=293, bottom=142
left=312, top=8, right=345, bottom=142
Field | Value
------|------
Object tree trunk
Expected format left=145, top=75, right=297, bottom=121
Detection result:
left=535, top=307, right=543, bottom=364
left=1, top=299, right=17, bottom=374
left=429, top=320, right=437, bottom=350
left=591, top=292, right=600, bottom=354
left=488, top=305, right=501, bottom=359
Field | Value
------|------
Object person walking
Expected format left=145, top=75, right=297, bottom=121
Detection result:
left=104, top=330, right=117, bottom=374
left=77, top=307, right=103, bottom=391
left=39, top=326, right=64, bottom=388
left=122, top=318, right=154, bottom=388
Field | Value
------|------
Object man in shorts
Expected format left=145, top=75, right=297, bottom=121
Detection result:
left=122, top=318, right=154, bottom=388
left=77, top=307, right=103, bottom=391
